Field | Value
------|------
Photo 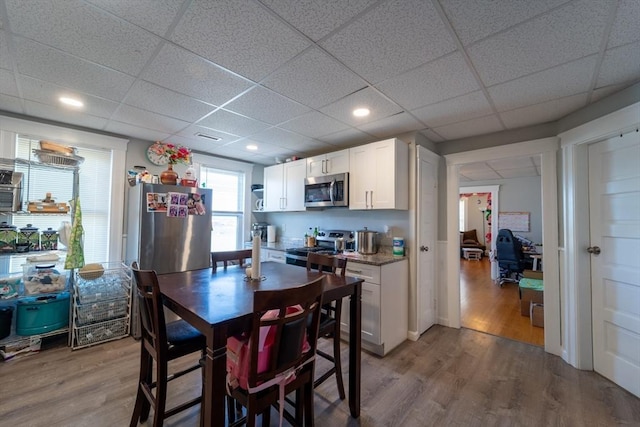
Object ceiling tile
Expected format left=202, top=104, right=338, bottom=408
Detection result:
left=0, top=68, right=19, bottom=97
left=125, top=80, right=216, bottom=122
left=262, top=47, right=367, bottom=109
left=165, top=133, right=228, bottom=154
left=499, top=167, right=539, bottom=178
left=461, top=170, right=502, bottom=181
left=142, top=44, right=254, bottom=106
left=590, top=83, right=627, bottom=103
left=0, top=94, right=23, bottom=114
left=441, top=0, right=570, bottom=45
left=0, top=31, right=12, bottom=71
left=111, top=105, right=190, bottom=134
left=278, top=111, right=349, bottom=138
left=171, top=0, right=310, bottom=81
left=5, top=0, right=162, bottom=76
left=607, top=0, right=640, bottom=48
left=357, top=112, right=424, bottom=139
left=24, top=100, right=108, bottom=130
left=260, top=0, right=378, bottom=41
left=487, top=156, right=535, bottom=170
left=488, top=55, right=597, bottom=112
left=419, top=128, right=445, bottom=143
left=432, top=114, right=504, bottom=140
left=320, top=0, right=456, bottom=83
left=596, top=42, right=640, bottom=88
left=468, top=0, right=610, bottom=86
left=248, top=126, right=314, bottom=147
left=104, top=120, right=170, bottom=142
left=19, top=76, right=120, bottom=119
left=85, top=0, right=186, bottom=37
left=460, top=162, right=493, bottom=173
left=320, top=87, right=403, bottom=126
left=197, top=108, right=270, bottom=137
left=224, top=86, right=310, bottom=125
left=500, top=93, right=587, bottom=129
left=376, top=52, right=479, bottom=110
left=411, top=91, right=493, bottom=128
left=317, top=127, right=374, bottom=147
left=14, top=37, right=135, bottom=102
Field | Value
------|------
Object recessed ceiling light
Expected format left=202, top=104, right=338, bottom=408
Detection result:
left=59, top=97, right=83, bottom=108
left=353, top=108, right=370, bottom=117
left=246, top=144, right=258, bottom=151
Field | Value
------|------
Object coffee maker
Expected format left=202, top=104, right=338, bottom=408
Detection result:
left=251, top=222, right=269, bottom=243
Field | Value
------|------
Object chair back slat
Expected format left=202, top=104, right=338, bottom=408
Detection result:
left=131, top=262, right=167, bottom=356
left=247, top=276, right=324, bottom=388
left=211, top=249, right=253, bottom=272
left=306, top=252, right=347, bottom=276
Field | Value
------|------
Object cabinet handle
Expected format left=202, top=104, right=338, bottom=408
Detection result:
left=370, top=190, right=373, bottom=209
left=346, top=268, right=363, bottom=274
left=365, top=191, right=369, bottom=209
left=322, top=159, right=326, bottom=174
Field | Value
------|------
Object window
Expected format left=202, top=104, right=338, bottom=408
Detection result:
left=200, top=167, right=245, bottom=251
left=13, top=136, right=113, bottom=264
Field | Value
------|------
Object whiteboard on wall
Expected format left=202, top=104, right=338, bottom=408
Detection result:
left=498, top=212, right=530, bottom=232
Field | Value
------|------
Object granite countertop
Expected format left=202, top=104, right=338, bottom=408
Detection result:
left=250, top=241, right=407, bottom=266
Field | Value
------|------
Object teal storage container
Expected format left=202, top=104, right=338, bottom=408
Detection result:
left=16, top=292, right=69, bottom=335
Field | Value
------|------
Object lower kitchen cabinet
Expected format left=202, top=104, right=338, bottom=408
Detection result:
left=262, top=248, right=286, bottom=264
left=341, top=258, right=408, bottom=356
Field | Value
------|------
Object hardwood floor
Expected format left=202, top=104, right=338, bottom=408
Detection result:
left=1, top=326, right=638, bottom=426
left=460, top=257, right=544, bottom=347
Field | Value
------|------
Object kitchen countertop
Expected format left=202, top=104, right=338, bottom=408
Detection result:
left=250, top=241, right=407, bottom=266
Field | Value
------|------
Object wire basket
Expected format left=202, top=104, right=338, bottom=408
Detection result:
left=75, top=263, right=131, bottom=304
left=33, top=149, right=84, bottom=167
left=74, top=317, right=129, bottom=347
left=75, top=297, right=129, bottom=326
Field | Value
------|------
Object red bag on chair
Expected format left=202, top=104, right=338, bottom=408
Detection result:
left=226, top=304, right=309, bottom=391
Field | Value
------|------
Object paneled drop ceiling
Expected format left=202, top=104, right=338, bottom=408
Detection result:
left=0, top=0, right=638, bottom=169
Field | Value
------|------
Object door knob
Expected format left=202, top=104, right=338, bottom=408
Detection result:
left=420, top=245, right=429, bottom=252
left=587, top=246, right=601, bottom=255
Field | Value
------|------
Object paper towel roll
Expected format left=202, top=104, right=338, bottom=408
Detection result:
left=267, top=225, right=276, bottom=243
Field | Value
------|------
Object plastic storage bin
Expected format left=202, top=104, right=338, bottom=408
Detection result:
left=22, top=262, right=67, bottom=295
left=16, top=292, right=70, bottom=335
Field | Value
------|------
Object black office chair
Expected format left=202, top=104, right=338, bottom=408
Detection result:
left=496, top=229, right=532, bottom=286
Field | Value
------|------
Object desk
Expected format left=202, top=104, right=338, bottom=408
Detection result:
left=157, top=262, right=363, bottom=427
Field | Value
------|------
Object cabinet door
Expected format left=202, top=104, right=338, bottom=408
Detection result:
left=306, top=155, right=324, bottom=177
left=263, top=164, right=283, bottom=211
left=370, top=139, right=396, bottom=209
left=264, top=249, right=286, bottom=264
left=282, top=159, right=306, bottom=211
left=325, top=149, right=350, bottom=174
left=340, top=281, right=381, bottom=345
left=349, top=145, right=372, bottom=210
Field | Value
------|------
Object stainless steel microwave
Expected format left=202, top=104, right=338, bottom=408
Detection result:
left=304, top=173, right=348, bottom=208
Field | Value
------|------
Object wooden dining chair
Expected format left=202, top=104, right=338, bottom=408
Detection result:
left=129, top=262, right=206, bottom=427
left=211, top=249, right=253, bottom=272
left=226, top=276, right=324, bottom=427
left=306, top=252, right=347, bottom=400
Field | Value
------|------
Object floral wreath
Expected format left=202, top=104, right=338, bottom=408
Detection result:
left=151, top=141, right=192, bottom=165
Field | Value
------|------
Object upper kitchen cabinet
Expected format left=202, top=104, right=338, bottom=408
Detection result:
left=263, top=159, right=306, bottom=212
left=306, top=149, right=349, bottom=177
left=349, top=138, right=409, bottom=210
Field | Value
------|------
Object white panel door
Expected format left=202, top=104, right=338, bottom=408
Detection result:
left=589, top=130, right=640, bottom=397
left=417, top=146, right=438, bottom=334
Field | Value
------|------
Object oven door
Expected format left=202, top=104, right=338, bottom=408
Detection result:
left=304, top=173, right=348, bottom=208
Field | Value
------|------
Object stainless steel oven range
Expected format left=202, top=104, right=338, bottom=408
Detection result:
left=285, top=230, right=354, bottom=268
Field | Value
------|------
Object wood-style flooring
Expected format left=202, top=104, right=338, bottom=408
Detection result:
left=460, top=257, right=544, bottom=347
left=1, top=325, right=638, bottom=426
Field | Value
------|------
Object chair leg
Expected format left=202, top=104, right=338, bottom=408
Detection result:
left=153, top=360, right=169, bottom=427
left=331, top=330, right=346, bottom=400
left=130, top=349, right=151, bottom=426
left=303, top=379, right=314, bottom=426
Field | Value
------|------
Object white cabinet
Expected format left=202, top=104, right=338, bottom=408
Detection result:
left=341, top=259, right=408, bottom=356
left=306, top=149, right=349, bottom=177
left=263, top=159, right=306, bottom=212
left=263, top=249, right=286, bottom=264
left=349, top=138, right=409, bottom=210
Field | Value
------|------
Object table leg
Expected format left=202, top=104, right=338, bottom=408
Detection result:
left=202, top=329, right=228, bottom=427
left=348, top=283, right=362, bottom=418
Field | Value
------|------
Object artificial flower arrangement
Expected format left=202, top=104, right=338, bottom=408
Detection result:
left=152, top=141, right=192, bottom=164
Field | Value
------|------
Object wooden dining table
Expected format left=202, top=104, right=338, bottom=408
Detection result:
left=157, top=261, right=363, bottom=426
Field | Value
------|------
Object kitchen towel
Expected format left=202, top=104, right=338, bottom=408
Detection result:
left=267, top=225, right=276, bottom=243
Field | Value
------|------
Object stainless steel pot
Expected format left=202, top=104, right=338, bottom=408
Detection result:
left=334, top=237, right=345, bottom=252
left=355, top=227, right=378, bottom=254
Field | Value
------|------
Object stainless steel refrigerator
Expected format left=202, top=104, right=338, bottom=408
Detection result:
left=126, top=183, right=212, bottom=273
left=126, top=183, right=212, bottom=336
